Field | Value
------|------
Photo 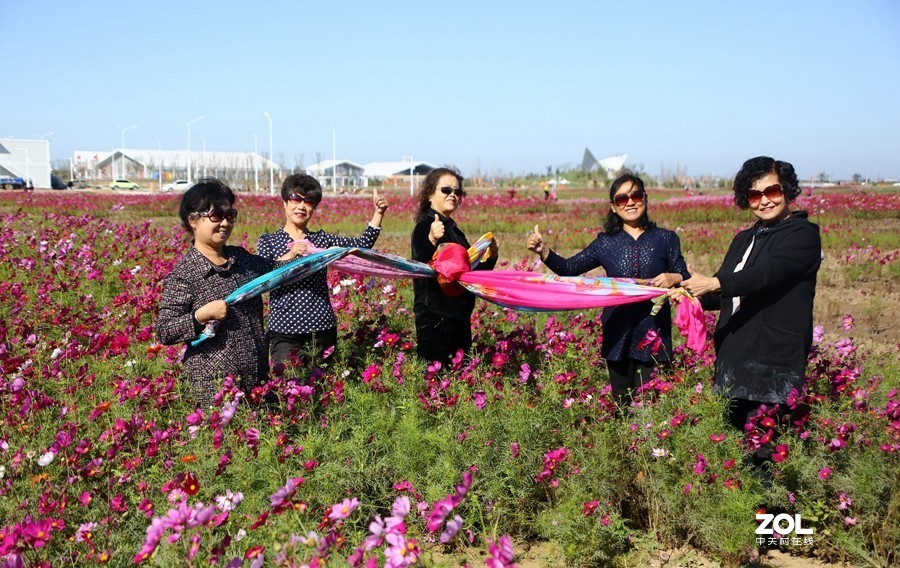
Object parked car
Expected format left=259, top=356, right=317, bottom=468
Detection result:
left=51, top=174, right=68, bottom=190
left=161, top=179, right=192, bottom=193
left=0, top=176, right=26, bottom=189
left=67, top=179, right=89, bottom=189
left=110, top=178, right=140, bottom=190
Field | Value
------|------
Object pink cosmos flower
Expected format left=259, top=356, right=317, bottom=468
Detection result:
left=844, top=516, right=857, bottom=526
left=812, top=325, right=825, bottom=343
left=582, top=500, right=599, bottom=516
left=328, top=497, right=360, bottom=521
left=818, top=467, right=832, bottom=480
left=842, top=314, right=854, bottom=331
left=837, top=492, right=853, bottom=510
left=709, top=433, right=726, bottom=443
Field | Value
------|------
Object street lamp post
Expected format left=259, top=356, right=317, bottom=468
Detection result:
left=110, top=124, right=138, bottom=179
left=196, top=136, right=207, bottom=178
left=248, top=130, right=259, bottom=192
left=176, top=115, right=203, bottom=183
left=263, top=112, right=274, bottom=195
left=326, top=123, right=336, bottom=193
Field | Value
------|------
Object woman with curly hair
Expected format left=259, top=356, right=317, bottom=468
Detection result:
left=682, top=156, right=822, bottom=431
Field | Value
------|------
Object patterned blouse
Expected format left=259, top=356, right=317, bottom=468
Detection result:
left=157, top=245, right=275, bottom=407
left=543, top=226, right=689, bottom=363
left=257, top=225, right=381, bottom=334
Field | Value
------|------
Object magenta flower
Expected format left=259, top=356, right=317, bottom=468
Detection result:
left=328, top=497, right=360, bottom=521
left=485, top=534, right=515, bottom=568
left=818, top=467, right=833, bottom=480
left=582, top=500, right=599, bottom=516
left=510, top=442, right=520, bottom=458
left=709, top=433, right=725, bottom=443
left=692, top=454, right=708, bottom=475
left=22, top=518, right=53, bottom=549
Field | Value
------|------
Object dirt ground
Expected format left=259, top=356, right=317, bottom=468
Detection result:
left=430, top=541, right=854, bottom=567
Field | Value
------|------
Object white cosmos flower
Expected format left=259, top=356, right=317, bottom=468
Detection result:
left=38, top=451, right=56, bottom=467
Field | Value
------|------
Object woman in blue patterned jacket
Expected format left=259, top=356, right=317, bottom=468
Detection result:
left=527, top=173, right=688, bottom=408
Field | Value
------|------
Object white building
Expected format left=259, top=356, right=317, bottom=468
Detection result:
left=0, top=138, right=51, bottom=188
left=73, top=149, right=281, bottom=191
left=305, top=160, right=368, bottom=191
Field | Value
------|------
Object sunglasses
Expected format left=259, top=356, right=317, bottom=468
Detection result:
left=438, top=186, right=466, bottom=197
left=613, top=190, right=646, bottom=207
left=287, top=194, right=317, bottom=205
left=747, top=184, right=784, bottom=204
left=194, top=208, right=238, bottom=223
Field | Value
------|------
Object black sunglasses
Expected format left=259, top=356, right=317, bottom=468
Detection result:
left=613, top=190, right=646, bottom=207
left=439, top=186, right=465, bottom=197
left=194, top=208, right=238, bottom=223
left=287, top=193, right=317, bottom=205
left=747, top=184, right=784, bottom=204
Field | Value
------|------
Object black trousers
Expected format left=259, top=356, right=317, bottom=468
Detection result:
left=606, top=358, right=655, bottom=408
left=414, top=312, right=471, bottom=365
left=268, top=327, right=338, bottom=368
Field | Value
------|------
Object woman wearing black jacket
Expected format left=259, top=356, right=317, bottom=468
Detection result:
left=682, top=157, right=822, bottom=431
left=411, top=166, right=497, bottom=364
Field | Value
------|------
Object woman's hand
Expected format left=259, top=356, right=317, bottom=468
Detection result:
left=372, top=188, right=389, bottom=215
left=682, top=271, right=721, bottom=297
left=651, top=272, right=683, bottom=288
left=488, top=236, right=500, bottom=257
left=195, top=300, right=227, bottom=324
left=287, top=240, right=309, bottom=260
left=526, top=224, right=549, bottom=260
left=428, top=214, right=445, bottom=245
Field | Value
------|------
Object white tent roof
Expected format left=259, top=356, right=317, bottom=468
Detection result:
left=363, top=160, right=437, bottom=178
left=305, top=159, right=365, bottom=175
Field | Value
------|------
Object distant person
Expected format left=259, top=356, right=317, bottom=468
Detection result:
left=681, top=157, right=821, bottom=434
left=157, top=178, right=305, bottom=407
left=527, top=173, right=688, bottom=408
left=411, top=166, right=498, bottom=364
left=257, top=174, right=389, bottom=367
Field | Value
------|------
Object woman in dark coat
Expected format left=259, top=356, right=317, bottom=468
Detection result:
left=411, top=166, right=497, bottom=364
left=682, top=156, right=822, bottom=431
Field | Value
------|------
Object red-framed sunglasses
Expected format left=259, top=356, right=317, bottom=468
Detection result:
left=747, top=184, right=784, bottom=204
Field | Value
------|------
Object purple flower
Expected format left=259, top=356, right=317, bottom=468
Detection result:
left=440, top=515, right=463, bottom=543
left=269, top=479, right=297, bottom=508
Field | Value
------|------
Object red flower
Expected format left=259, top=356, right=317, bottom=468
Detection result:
left=772, top=444, right=790, bottom=463
left=244, top=545, right=265, bottom=559
left=182, top=472, right=200, bottom=496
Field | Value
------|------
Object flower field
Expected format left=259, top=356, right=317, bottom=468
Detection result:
left=0, top=188, right=898, bottom=567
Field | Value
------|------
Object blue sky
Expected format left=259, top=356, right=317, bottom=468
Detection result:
left=4, top=0, right=899, bottom=180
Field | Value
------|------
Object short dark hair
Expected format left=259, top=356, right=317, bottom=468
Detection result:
left=733, top=156, right=801, bottom=209
left=281, top=173, right=322, bottom=205
left=178, top=178, right=235, bottom=232
left=415, top=166, right=464, bottom=222
left=603, top=172, right=656, bottom=234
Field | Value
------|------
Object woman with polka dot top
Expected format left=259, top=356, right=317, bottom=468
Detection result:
left=257, top=174, right=389, bottom=366
left=526, top=173, right=688, bottom=408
